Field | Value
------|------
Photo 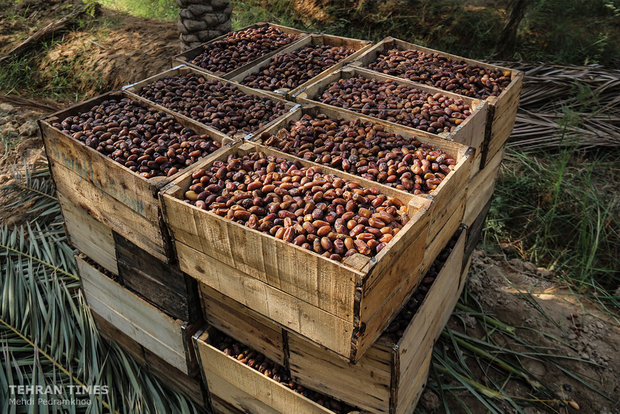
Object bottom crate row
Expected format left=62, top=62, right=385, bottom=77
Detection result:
left=80, top=220, right=474, bottom=414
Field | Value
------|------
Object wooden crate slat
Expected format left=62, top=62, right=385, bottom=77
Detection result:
left=195, top=331, right=337, bottom=414
left=288, top=332, right=393, bottom=413
left=182, top=244, right=355, bottom=357
left=58, top=193, right=118, bottom=275
left=54, top=162, right=169, bottom=262
left=199, top=283, right=286, bottom=366
left=77, top=255, right=192, bottom=375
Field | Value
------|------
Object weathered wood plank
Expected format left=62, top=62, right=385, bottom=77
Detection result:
left=195, top=331, right=336, bottom=414
left=199, top=283, right=286, bottom=365
left=58, top=193, right=118, bottom=275
left=114, top=232, right=201, bottom=322
left=77, top=255, right=191, bottom=374
left=181, top=243, right=355, bottom=357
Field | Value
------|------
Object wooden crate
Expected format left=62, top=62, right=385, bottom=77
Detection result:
left=199, top=283, right=287, bottom=367
left=293, top=66, right=489, bottom=152
left=123, top=65, right=298, bottom=140
left=171, top=22, right=308, bottom=80
left=463, top=149, right=504, bottom=227
left=92, top=312, right=209, bottom=410
left=194, top=329, right=361, bottom=414
left=287, top=228, right=467, bottom=414
left=58, top=192, right=118, bottom=275
left=114, top=232, right=202, bottom=322
left=198, top=227, right=468, bottom=413
left=228, top=33, right=373, bottom=99
left=76, top=254, right=201, bottom=376
left=350, top=37, right=523, bottom=167
left=162, top=141, right=440, bottom=362
left=40, top=91, right=233, bottom=263
left=254, top=103, right=474, bottom=283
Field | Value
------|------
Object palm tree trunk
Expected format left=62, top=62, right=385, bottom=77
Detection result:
left=497, top=0, right=531, bottom=57
left=177, top=0, right=232, bottom=51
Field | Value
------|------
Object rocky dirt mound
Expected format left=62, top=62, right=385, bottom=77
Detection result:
left=419, top=250, right=620, bottom=413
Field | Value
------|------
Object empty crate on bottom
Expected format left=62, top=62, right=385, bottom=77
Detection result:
left=76, top=254, right=201, bottom=377
left=197, top=227, right=468, bottom=414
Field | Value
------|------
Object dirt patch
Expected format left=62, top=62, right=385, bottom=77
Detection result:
left=421, top=250, right=620, bottom=413
left=38, top=9, right=180, bottom=95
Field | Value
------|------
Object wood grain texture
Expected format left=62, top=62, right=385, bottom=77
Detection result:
left=199, top=283, right=286, bottom=365
left=93, top=312, right=208, bottom=409
left=114, top=232, right=201, bottom=322
left=58, top=193, right=118, bottom=275
left=195, top=331, right=337, bottom=414
left=77, top=255, right=195, bottom=375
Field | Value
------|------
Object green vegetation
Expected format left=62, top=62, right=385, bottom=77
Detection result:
left=98, top=0, right=178, bottom=20
left=231, top=0, right=620, bottom=66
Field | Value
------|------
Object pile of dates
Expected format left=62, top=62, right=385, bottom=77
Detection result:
left=367, top=48, right=512, bottom=99
left=137, top=73, right=288, bottom=136
left=183, top=151, right=410, bottom=262
left=241, top=45, right=355, bottom=91
left=215, top=333, right=354, bottom=413
left=190, top=26, right=301, bottom=74
left=383, top=232, right=460, bottom=340
left=319, top=76, right=472, bottom=134
left=262, top=113, right=457, bottom=194
left=54, top=97, right=221, bottom=178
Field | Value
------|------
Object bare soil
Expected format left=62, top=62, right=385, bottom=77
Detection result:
left=419, top=251, right=620, bottom=413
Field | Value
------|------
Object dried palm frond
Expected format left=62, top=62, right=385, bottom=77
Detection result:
left=486, top=61, right=620, bottom=150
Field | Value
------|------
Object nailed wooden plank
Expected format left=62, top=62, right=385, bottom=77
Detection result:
left=195, top=331, right=336, bottom=414
left=58, top=193, right=118, bottom=275
left=463, top=149, right=503, bottom=227
left=114, top=232, right=201, bottom=322
left=397, top=231, right=465, bottom=379
left=52, top=161, right=169, bottom=262
left=94, top=311, right=207, bottom=408
left=288, top=332, right=392, bottom=413
left=76, top=255, right=191, bottom=374
left=199, top=283, right=286, bottom=366
left=181, top=244, right=355, bottom=357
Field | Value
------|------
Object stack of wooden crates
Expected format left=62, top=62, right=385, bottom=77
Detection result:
left=40, top=23, right=522, bottom=413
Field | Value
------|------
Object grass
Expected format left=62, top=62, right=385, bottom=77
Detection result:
left=230, top=0, right=619, bottom=66
left=98, top=0, right=178, bottom=21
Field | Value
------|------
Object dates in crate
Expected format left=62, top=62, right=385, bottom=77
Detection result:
left=242, top=45, right=355, bottom=91
left=183, top=151, right=410, bottom=262
left=262, top=113, right=457, bottom=194
left=214, top=332, right=354, bottom=413
left=191, top=26, right=302, bottom=74
left=137, top=73, right=288, bottom=136
left=320, top=76, right=471, bottom=134
left=53, top=97, right=221, bottom=178
left=367, top=48, right=511, bottom=99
